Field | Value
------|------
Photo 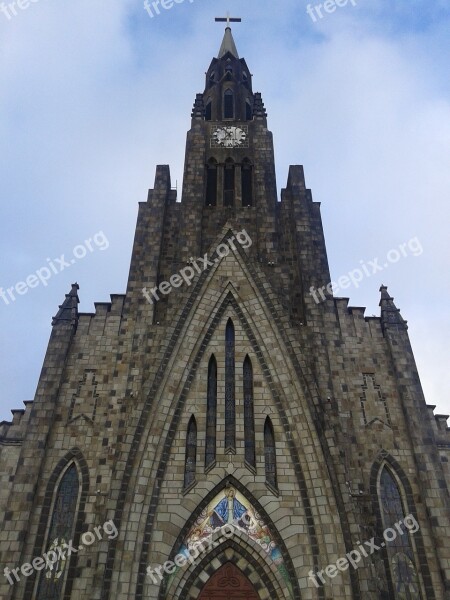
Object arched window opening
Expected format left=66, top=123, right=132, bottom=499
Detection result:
left=242, top=159, right=253, bottom=207
left=206, top=159, right=218, bottom=206
left=205, top=356, right=217, bottom=469
left=224, top=89, right=234, bottom=119
left=36, top=463, right=80, bottom=599
left=246, top=100, right=252, bottom=121
left=264, top=418, right=277, bottom=489
left=379, top=467, right=422, bottom=599
left=243, top=356, right=256, bottom=468
left=205, top=99, right=212, bottom=121
left=184, top=416, right=197, bottom=489
left=223, top=159, right=235, bottom=207
left=225, top=319, right=236, bottom=451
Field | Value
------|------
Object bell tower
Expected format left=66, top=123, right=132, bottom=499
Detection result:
left=180, top=17, right=279, bottom=267
left=126, top=20, right=331, bottom=325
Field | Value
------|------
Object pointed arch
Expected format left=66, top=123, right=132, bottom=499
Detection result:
left=169, top=542, right=284, bottom=600
left=225, top=319, right=235, bottom=451
left=223, top=88, right=234, bottom=119
left=205, top=355, right=217, bottom=469
left=26, top=448, right=89, bottom=600
left=223, top=159, right=235, bottom=207
left=379, top=466, right=422, bottom=599
left=264, top=417, right=277, bottom=490
left=205, top=158, right=217, bottom=206
left=205, top=98, right=212, bottom=121
left=245, top=99, right=252, bottom=120
left=112, top=288, right=352, bottom=599
left=158, top=476, right=301, bottom=600
left=241, top=158, right=253, bottom=207
left=243, top=355, right=256, bottom=469
left=370, top=452, right=434, bottom=599
left=184, top=416, right=198, bottom=489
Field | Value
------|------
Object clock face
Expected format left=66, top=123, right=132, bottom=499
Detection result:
left=211, top=126, right=248, bottom=148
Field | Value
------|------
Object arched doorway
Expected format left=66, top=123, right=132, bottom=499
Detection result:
left=198, top=563, right=260, bottom=600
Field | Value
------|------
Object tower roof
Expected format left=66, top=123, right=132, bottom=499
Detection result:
left=218, top=27, right=239, bottom=59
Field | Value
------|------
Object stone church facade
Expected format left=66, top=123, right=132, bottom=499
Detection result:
left=1, top=24, right=449, bottom=600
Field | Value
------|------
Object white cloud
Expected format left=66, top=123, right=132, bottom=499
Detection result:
left=0, top=0, right=449, bottom=422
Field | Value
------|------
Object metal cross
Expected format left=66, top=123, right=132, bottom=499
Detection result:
left=215, top=12, right=242, bottom=26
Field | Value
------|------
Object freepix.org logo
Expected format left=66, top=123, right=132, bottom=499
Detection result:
left=143, top=0, right=194, bottom=19
left=0, top=231, right=109, bottom=307
left=3, top=520, right=118, bottom=587
left=147, top=524, right=235, bottom=584
left=308, top=514, right=420, bottom=588
left=142, top=229, right=252, bottom=304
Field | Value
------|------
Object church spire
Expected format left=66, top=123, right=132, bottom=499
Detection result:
left=215, top=12, right=241, bottom=58
left=218, top=27, right=239, bottom=59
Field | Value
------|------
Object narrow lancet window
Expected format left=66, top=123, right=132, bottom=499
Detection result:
left=243, top=356, right=256, bottom=468
left=223, top=159, right=235, bottom=207
left=264, top=418, right=277, bottom=489
left=225, top=319, right=236, bottom=451
left=184, top=416, right=197, bottom=489
left=224, top=89, right=234, bottom=119
left=246, top=99, right=252, bottom=120
left=206, top=159, right=218, bottom=206
left=205, top=100, right=212, bottom=121
left=242, top=159, right=253, bottom=207
left=205, top=356, right=217, bottom=468
left=379, top=467, right=422, bottom=598
left=36, top=463, right=80, bottom=599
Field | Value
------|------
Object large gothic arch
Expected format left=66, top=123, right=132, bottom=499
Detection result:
left=133, top=288, right=316, bottom=600
left=103, top=228, right=358, bottom=600
left=156, top=476, right=299, bottom=600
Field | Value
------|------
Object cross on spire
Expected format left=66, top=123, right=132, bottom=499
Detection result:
left=215, top=12, right=242, bottom=27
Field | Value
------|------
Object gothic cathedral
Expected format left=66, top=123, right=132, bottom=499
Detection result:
left=1, top=23, right=449, bottom=600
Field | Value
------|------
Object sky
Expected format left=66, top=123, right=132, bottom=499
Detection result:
left=0, top=0, right=449, bottom=423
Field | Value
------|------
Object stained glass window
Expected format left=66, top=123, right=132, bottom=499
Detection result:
left=243, top=356, right=256, bottom=468
left=264, top=418, right=277, bottom=489
left=184, top=416, right=197, bottom=488
left=379, top=467, right=421, bottom=599
left=36, top=463, right=80, bottom=600
left=225, top=320, right=236, bottom=451
left=205, top=355, right=217, bottom=468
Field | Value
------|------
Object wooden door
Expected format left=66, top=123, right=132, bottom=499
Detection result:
left=198, top=563, right=260, bottom=600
